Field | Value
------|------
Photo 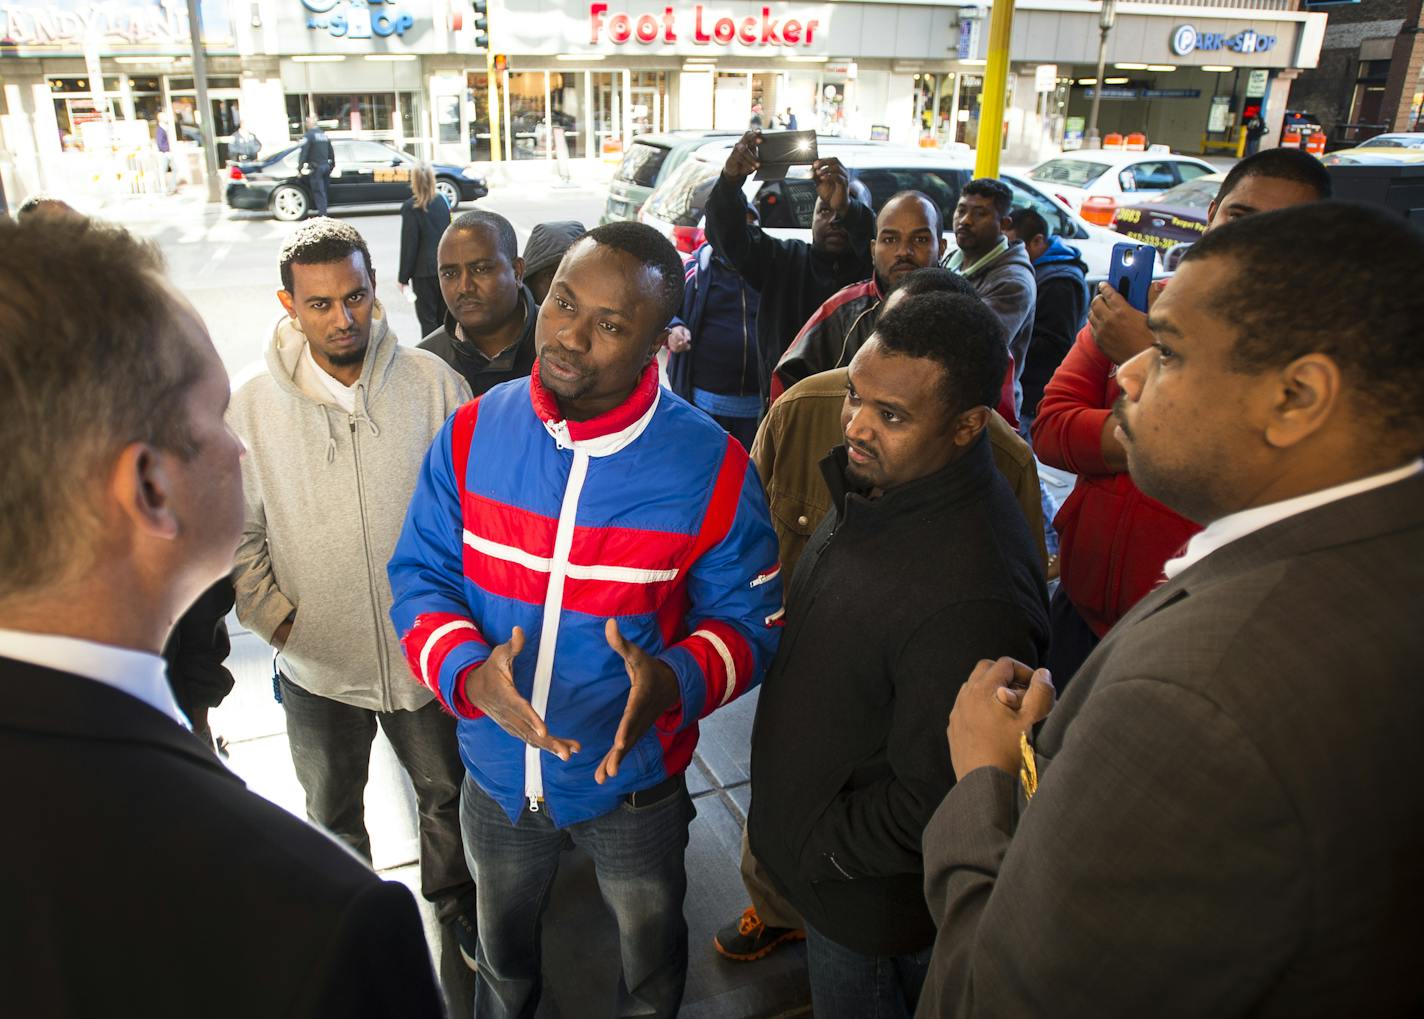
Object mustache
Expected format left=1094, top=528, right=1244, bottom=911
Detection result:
left=1111, top=394, right=1132, bottom=440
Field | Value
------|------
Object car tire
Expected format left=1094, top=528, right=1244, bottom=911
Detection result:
left=271, top=184, right=309, bottom=222
left=436, top=177, right=461, bottom=211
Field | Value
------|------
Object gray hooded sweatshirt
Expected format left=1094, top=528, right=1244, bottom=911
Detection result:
left=229, top=304, right=472, bottom=712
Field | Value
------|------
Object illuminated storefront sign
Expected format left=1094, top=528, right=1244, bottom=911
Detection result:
left=1171, top=24, right=1276, bottom=57
left=301, top=0, right=415, bottom=38
left=588, top=2, right=820, bottom=47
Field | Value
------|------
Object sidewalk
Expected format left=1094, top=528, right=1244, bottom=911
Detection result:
left=213, top=621, right=812, bottom=1019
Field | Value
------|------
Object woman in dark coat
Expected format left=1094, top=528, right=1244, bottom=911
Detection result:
left=398, top=163, right=452, bottom=339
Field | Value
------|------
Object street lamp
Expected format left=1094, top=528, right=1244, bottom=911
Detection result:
left=1085, top=0, right=1116, bottom=149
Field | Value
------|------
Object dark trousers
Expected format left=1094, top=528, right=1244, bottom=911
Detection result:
left=278, top=677, right=476, bottom=1009
left=412, top=275, right=445, bottom=339
left=460, top=774, right=695, bottom=1019
left=804, top=923, right=932, bottom=1019
left=712, top=413, right=759, bottom=451
left=308, top=170, right=329, bottom=216
left=1046, top=585, right=1101, bottom=694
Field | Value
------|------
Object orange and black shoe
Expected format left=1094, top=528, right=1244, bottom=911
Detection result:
left=713, top=906, right=806, bottom=962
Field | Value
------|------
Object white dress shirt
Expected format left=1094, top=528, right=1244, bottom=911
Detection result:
left=0, top=628, right=191, bottom=730
left=1164, top=459, right=1423, bottom=581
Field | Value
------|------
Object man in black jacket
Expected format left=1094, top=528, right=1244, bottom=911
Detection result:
left=297, top=116, right=335, bottom=217
left=704, top=131, right=874, bottom=405
left=0, top=211, right=441, bottom=1017
left=419, top=210, right=537, bottom=396
left=748, top=291, right=1048, bottom=1018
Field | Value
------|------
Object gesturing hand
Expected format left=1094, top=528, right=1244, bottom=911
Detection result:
left=947, top=657, right=1054, bottom=781
left=597, top=619, right=682, bottom=785
left=463, top=626, right=581, bottom=761
left=723, top=130, right=762, bottom=182
left=812, top=157, right=850, bottom=211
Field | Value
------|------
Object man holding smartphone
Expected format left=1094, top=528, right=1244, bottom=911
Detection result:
left=704, top=130, right=875, bottom=410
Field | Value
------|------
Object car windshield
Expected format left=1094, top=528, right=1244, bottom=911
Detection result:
left=1359, top=134, right=1424, bottom=149
left=615, top=142, right=671, bottom=187
left=1029, top=158, right=1111, bottom=188
left=642, top=159, right=720, bottom=226
left=1148, top=177, right=1220, bottom=209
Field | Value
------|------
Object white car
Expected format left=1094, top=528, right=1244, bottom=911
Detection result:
left=1026, top=149, right=1216, bottom=227
left=639, top=140, right=1122, bottom=277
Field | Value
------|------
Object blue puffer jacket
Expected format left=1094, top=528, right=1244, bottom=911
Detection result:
left=388, top=361, right=784, bottom=827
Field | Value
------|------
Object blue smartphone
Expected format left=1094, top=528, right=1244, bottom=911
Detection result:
left=1109, top=242, right=1156, bottom=312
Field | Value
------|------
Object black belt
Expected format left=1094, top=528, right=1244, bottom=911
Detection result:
left=623, top=773, right=684, bottom=808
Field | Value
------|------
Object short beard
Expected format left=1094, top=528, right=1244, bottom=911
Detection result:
left=325, top=341, right=368, bottom=367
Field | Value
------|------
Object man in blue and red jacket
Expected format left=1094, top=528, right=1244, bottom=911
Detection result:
left=388, top=221, right=783, bottom=1019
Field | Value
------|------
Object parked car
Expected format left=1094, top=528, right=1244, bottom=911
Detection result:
left=598, top=131, right=745, bottom=225
left=639, top=140, right=1122, bottom=276
left=1027, top=149, right=1216, bottom=226
left=225, top=139, right=488, bottom=221
left=1323, top=132, right=1424, bottom=166
left=1110, top=172, right=1222, bottom=263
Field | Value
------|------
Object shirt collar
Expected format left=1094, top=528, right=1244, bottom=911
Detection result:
left=528, top=359, right=661, bottom=455
left=1164, top=458, right=1424, bottom=580
left=0, top=628, right=189, bottom=730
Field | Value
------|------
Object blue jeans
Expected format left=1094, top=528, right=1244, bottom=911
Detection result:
left=460, top=773, right=695, bottom=1019
left=805, top=922, right=933, bottom=1019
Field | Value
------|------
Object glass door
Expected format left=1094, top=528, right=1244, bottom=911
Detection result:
left=549, top=70, right=587, bottom=159
left=592, top=71, right=622, bottom=159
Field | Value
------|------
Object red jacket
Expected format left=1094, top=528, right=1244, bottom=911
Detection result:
left=1032, top=324, right=1200, bottom=637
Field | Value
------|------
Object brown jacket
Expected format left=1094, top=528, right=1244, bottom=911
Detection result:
left=750, top=367, right=1046, bottom=581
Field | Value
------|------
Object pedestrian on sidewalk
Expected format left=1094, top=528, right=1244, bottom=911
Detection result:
left=388, top=222, right=783, bottom=1019
left=666, top=196, right=762, bottom=449
left=419, top=210, right=537, bottom=397
left=228, top=219, right=478, bottom=1014
left=298, top=116, right=335, bottom=217
left=398, top=163, right=452, bottom=339
left=749, top=291, right=1048, bottom=1018
left=0, top=213, right=442, bottom=1017
left=704, top=132, right=874, bottom=408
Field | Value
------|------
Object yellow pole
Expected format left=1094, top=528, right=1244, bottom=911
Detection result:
left=486, top=51, right=503, bottom=166
left=974, top=0, right=1017, bottom=180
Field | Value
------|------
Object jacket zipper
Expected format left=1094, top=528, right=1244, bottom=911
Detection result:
left=525, top=444, right=591, bottom=812
left=350, top=416, right=392, bottom=711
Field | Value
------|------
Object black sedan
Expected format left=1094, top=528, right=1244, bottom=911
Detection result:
left=225, top=138, right=488, bottom=221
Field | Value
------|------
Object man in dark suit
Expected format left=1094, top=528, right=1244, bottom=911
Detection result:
left=919, top=202, right=1424, bottom=1017
left=298, top=115, right=335, bottom=217
left=0, top=214, right=443, bottom=1017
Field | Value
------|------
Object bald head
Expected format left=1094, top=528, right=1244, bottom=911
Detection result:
left=873, top=191, right=946, bottom=291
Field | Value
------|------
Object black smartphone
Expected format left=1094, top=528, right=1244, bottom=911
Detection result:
left=755, top=130, right=818, bottom=180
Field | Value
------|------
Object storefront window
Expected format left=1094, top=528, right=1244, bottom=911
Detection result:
left=549, top=71, right=587, bottom=160
left=286, top=92, right=418, bottom=138
left=506, top=71, right=546, bottom=160
left=466, top=72, right=493, bottom=161
left=629, top=71, right=666, bottom=136
left=592, top=71, right=622, bottom=157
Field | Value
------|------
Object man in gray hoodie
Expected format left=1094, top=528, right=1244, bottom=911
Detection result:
left=945, top=178, right=1037, bottom=422
left=228, top=219, right=477, bottom=1010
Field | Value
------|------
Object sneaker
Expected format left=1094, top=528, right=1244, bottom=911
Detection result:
left=713, top=906, right=805, bottom=962
left=451, top=911, right=479, bottom=971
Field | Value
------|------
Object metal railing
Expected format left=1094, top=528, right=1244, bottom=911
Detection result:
left=1131, top=0, right=1298, bottom=11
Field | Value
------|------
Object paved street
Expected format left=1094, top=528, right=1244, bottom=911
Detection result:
left=98, top=178, right=812, bottom=1018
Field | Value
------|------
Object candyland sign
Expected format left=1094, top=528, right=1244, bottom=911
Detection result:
left=0, top=0, right=233, bottom=52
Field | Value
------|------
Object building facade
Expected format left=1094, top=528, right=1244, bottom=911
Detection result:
left=0, top=0, right=1331, bottom=201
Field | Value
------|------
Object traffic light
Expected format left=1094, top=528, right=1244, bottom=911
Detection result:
left=473, top=0, right=488, bottom=49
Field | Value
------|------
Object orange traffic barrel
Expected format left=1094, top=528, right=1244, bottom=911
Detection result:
left=1281, top=129, right=1301, bottom=149
left=1304, top=131, right=1326, bottom=156
left=1125, top=132, right=1147, bottom=151
left=1103, top=132, right=1125, bottom=150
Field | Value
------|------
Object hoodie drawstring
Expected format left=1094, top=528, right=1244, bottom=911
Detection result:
left=316, top=404, right=337, bottom=464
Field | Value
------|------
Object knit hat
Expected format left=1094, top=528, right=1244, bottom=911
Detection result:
left=522, top=220, right=587, bottom=277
